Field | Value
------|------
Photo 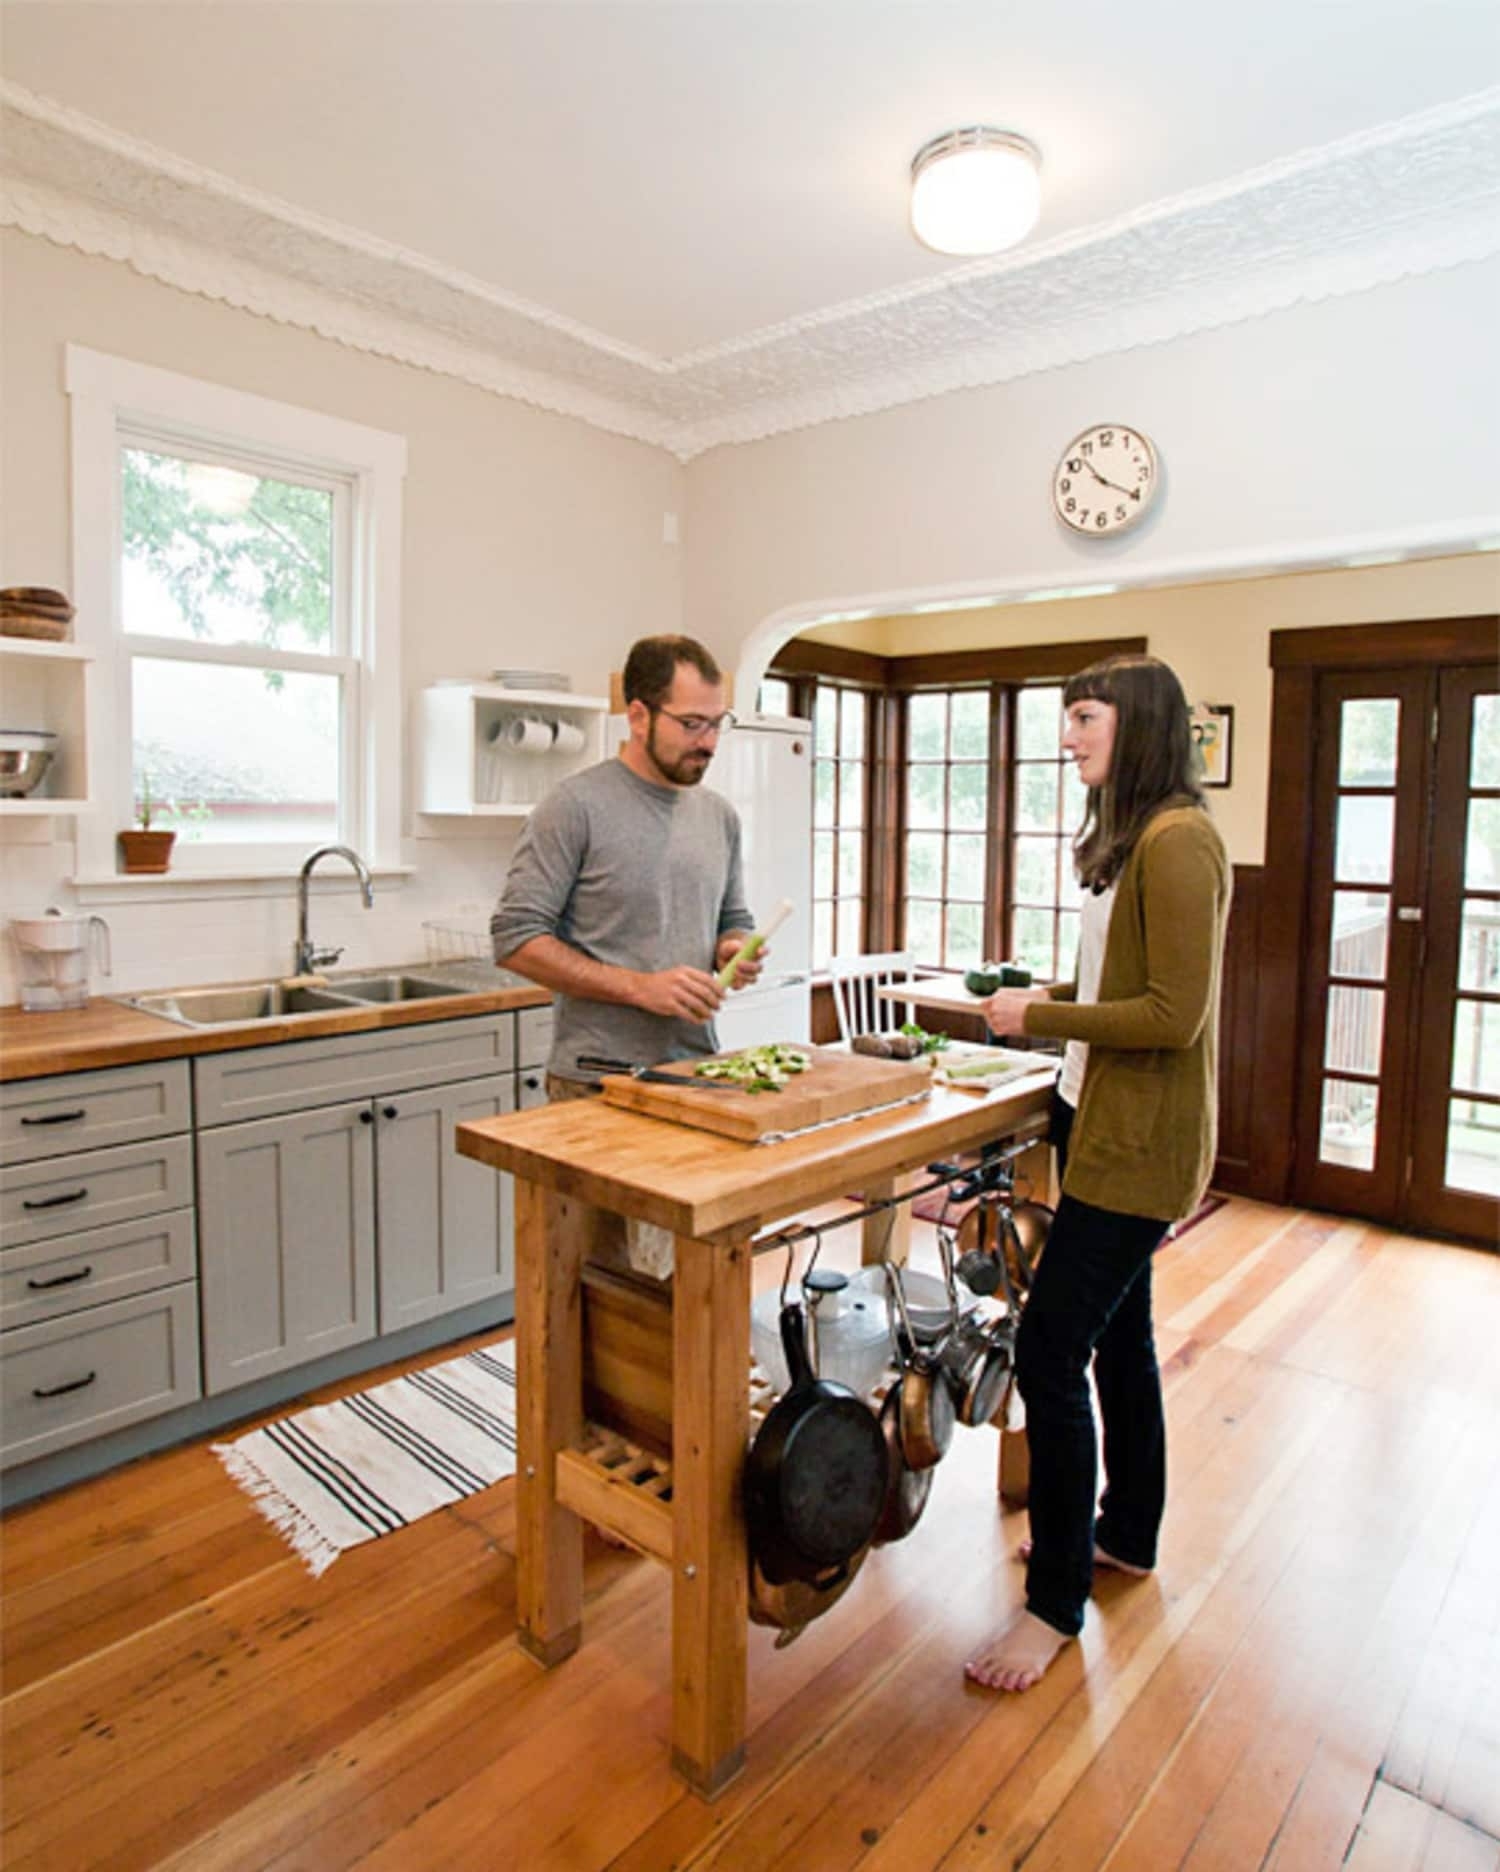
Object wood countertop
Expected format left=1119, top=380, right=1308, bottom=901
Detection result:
left=456, top=1070, right=1054, bottom=1241
left=0, top=977, right=551, bottom=1083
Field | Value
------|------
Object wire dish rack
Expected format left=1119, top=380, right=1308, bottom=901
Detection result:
left=419, top=916, right=532, bottom=988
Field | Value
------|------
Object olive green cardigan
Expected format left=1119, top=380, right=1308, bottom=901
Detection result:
left=1024, top=806, right=1231, bottom=1223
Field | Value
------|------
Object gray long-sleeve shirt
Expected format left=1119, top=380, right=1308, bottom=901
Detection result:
left=490, top=757, right=753, bottom=1081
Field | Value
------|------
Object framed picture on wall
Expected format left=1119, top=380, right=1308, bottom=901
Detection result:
left=1192, top=704, right=1233, bottom=788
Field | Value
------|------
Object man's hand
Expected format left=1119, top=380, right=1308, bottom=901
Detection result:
left=634, top=966, right=725, bottom=1022
left=715, top=932, right=766, bottom=991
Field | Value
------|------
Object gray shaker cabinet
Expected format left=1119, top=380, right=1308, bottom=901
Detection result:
left=197, top=1099, right=377, bottom=1394
left=376, top=1072, right=515, bottom=1333
left=195, top=1012, right=529, bottom=1394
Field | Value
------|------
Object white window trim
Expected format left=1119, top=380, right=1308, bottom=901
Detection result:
left=66, top=344, right=407, bottom=885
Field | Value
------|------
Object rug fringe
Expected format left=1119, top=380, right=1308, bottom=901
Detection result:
left=211, top=1443, right=342, bottom=1579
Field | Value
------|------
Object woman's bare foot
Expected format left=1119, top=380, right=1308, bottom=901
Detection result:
left=1015, top=1537, right=1152, bottom=1577
left=964, top=1609, right=1070, bottom=1692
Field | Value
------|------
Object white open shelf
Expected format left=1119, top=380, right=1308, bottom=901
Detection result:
left=0, top=637, right=93, bottom=814
left=417, top=683, right=609, bottom=817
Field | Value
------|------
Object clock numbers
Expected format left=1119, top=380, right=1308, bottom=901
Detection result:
left=1052, top=423, right=1160, bottom=538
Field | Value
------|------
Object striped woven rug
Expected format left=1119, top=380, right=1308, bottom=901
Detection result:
left=213, top=1343, right=516, bottom=1577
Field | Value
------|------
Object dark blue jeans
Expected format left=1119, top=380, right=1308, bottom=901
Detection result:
left=1016, top=1092, right=1170, bottom=1637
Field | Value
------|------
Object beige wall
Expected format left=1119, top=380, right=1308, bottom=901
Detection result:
left=0, top=231, right=686, bottom=997
left=796, top=554, right=1500, bottom=865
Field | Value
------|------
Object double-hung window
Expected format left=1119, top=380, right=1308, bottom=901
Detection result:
left=66, top=346, right=406, bottom=882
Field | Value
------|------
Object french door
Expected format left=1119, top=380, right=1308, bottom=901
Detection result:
left=1293, top=663, right=1499, bottom=1241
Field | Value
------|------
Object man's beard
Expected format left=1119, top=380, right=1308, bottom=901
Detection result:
left=647, top=722, right=712, bottom=786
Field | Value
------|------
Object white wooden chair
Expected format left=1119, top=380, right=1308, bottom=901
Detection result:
left=826, top=950, right=918, bottom=1045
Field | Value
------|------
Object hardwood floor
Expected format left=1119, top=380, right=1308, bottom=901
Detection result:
left=3, top=1198, right=1497, bottom=1871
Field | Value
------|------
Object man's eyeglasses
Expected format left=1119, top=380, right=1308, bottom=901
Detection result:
left=651, top=707, right=737, bottom=739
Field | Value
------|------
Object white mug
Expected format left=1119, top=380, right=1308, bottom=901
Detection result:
left=551, top=720, right=587, bottom=756
left=506, top=715, right=553, bottom=755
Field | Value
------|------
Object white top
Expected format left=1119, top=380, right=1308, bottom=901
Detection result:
left=1058, top=881, right=1117, bottom=1109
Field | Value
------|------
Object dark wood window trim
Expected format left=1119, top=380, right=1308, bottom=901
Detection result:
left=769, top=635, right=1146, bottom=968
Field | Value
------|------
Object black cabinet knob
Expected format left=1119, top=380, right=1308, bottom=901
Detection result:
left=359, top=1109, right=374, bottom=1124
left=383, top=1105, right=398, bottom=1120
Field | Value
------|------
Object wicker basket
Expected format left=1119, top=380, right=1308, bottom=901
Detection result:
left=0, top=612, right=71, bottom=642
left=1, top=589, right=74, bottom=643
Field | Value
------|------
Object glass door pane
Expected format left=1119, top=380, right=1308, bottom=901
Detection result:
left=1295, top=670, right=1430, bottom=1220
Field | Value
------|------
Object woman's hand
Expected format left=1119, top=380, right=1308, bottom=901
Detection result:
left=982, top=987, right=1048, bottom=1037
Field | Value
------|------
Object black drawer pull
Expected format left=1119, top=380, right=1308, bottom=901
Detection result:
left=383, top=1105, right=399, bottom=1120
left=20, top=1109, right=87, bottom=1127
left=22, top=1188, right=89, bottom=1211
left=26, top=1265, right=94, bottom=1291
left=359, top=1109, right=374, bottom=1125
left=32, top=1371, right=97, bottom=1399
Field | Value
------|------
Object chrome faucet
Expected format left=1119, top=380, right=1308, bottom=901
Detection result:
left=295, top=845, right=374, bottom=975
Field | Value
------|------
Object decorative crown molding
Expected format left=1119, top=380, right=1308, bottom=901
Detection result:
left=4, top=80, right=1499, bottom=461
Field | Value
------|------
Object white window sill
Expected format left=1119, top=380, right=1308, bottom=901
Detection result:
left=71, top=864, right=415, bottom=907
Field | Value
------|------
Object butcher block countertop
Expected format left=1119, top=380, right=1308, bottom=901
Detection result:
left=0, top=977, right=551, bottom=1084
left=457, top=1067, right=1054, bottom=1241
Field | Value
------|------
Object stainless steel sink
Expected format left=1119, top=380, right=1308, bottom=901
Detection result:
left=116, top=969, right=471, bottom=1029
left=326, top=972, right=465, bottom=1003
left=120, top=983, right=353, bottom=1027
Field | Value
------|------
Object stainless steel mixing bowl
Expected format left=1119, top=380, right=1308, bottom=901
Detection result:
left=0, top=744, right=55, bottom=798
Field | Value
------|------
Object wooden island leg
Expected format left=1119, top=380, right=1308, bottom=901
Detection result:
left=669, top=1230, right=752, bottom=1799
left=859, top=1170, right=915, bottom=1267
left=514, top=1179, right=593, bottom=1666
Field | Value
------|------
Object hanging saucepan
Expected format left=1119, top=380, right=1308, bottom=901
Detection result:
left=932, top=1223, right=1018, bottom=1428
left=872, top=1377, right=934, bottom=1545
left=743, top=1246, right=889, bottom=1586
left=1003, top=1198, right=1053, bottom=1299
left=883, top=1262, right=955, bottom=1471
left=748, top=1539, right=870, bottom=1645
left=953, top=1195, right=1005, bottom=1297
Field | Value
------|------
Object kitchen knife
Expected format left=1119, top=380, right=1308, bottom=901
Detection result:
left=576, top=1055, right=743, bottom=1091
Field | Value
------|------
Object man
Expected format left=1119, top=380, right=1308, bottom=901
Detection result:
left=491, top=637, right=763, bottom=1273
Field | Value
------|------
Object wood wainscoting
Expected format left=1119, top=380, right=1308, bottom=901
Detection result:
left=1214, top=863, right=1266, bottom=1197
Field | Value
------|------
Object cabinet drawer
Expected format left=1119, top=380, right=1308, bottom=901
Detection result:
left=0, top=1061, right=191, bottom=1166
left=0, top=1136, right=195, bottom=1247
left=194, top=1014, right=516, bottom=1126
left=1, top=1209, right=197, bottom=1330
left=517, top=1004, right=554, bottom=1069
left=1, top=1284, right=201, bottom=1468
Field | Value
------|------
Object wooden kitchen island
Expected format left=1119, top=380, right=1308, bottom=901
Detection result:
left=455, top=1070, right=1052, bottom=1798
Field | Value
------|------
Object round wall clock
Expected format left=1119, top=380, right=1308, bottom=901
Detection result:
left=1052, top=424, right=1160, bottom=536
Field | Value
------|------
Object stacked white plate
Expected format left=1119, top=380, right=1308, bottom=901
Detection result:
left=489, top=669, right=570, bottom=691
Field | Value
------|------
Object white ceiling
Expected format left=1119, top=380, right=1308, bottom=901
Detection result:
left=3, top=1, right=1500, bottom=453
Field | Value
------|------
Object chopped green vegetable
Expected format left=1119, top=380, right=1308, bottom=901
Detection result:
left=694, top=1042, right=812, bottom=1094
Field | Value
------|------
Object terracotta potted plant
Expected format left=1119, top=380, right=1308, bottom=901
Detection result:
left=118, top=774, right=177, bottom=874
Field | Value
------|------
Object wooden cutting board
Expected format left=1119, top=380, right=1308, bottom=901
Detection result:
left=596, top=1045, right=933, bottom=1142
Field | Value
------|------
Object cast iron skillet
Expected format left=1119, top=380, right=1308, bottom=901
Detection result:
left=743, top=1301, right=889, bottom=1586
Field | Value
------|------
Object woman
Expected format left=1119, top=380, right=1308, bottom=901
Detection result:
left=967, top=654, right=1231, bottom=1693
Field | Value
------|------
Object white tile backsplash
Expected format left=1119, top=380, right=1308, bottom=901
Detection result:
left=0, top=821, right=526, bottom=1003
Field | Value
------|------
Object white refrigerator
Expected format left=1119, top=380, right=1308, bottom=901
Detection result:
left=707, top=714, right=814, bottom=1049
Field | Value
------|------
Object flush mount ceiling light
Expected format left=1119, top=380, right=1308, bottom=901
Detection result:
left=910, top=127, right=1041, bottom=256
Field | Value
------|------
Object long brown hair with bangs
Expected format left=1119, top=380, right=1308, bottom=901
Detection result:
left=1064, top=654, right=1205, bottom=891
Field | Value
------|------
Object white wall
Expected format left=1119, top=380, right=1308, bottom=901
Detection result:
left=685, top=257, right=1500, bottom=861
left=0, top=232, right=686, bottom=1000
